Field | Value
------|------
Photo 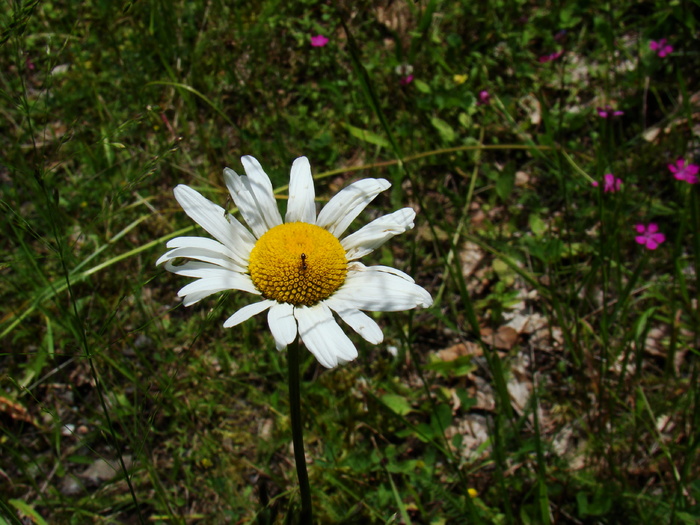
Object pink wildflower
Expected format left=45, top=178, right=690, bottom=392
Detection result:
left=538, top=50, right=564, bottom=63
left=477, top=90, right=490, bottom=105
left=310, top=35, right=329, bottom=48
left=593, top=173, right=622, bottom=192
left=668, top=158, right=699, bottom=184
left=649, top=39, right=673, bottom=57
left=634, top=223, right=665, bottom=250
left=400, top=75, right=414, bottom=86
left=597, top=105, right=624, bottom=118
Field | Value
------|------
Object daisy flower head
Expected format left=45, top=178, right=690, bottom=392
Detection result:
left=668, top=158, right=699, bottom=184
left=157, top=156, right=433, bottom=368
left=634, top=223, right=665, bottom=250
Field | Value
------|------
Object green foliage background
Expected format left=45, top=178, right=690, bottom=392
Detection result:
left=1, top=0, right=699, bottom=523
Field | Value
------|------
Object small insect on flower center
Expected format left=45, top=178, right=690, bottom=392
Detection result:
left=248, top=222, right=348, bottom=306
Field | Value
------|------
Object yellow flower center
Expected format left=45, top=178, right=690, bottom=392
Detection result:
left=248, top=222, right=348, bottom=306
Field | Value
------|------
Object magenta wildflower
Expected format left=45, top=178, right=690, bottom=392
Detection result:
left=538, top=50, right=564, bottom=63
left=592, top=173, right=622, bottom=192
left=668, top=158, right=699, bottom=184
left=395, top=64, right=414, bottom=86
left=634, top=223, right=665, bottom=250
left=310, top=35, right=329, bottom=47
left=597, top=105, right=624, bottom=118
left=649, top=39, right=673, bottom=57
left=477, top=90, right=491, bottom=105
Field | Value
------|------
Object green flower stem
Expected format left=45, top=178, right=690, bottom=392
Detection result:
left=288, top=337, right=312, bottom=523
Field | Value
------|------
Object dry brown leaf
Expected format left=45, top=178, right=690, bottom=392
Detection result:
left=468, top=375, right=496, bottom=411
left=0, top=396, right=33, bottom=424
left=450, top=413, right=491, bottom=460
left=436, top=341, right=482, bottom=361
left=481, top=326, right=519, bottom=350
left=507, top=376, right=531, bottom=415
left=79, top=456, right=132, bottom=484
left=505, top=314, right=530, bottom=334
left=643, top=126, right=661, bottom=142
left=515, top=171, right=530, bottom=187
left=459, top=241, right=485, bottom=278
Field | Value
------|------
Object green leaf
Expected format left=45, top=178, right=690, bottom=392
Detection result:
left=430, top=403, right=452, bottom=435
left=529, top=213, right=546, bottom=236
left=413, top=78, right=431, bottom=93
left=9, top=500, right=49, bottom=525
left=424, top=355, right=476, bottom=377
left=522, top=235, right=563, bottom=263
left=380, top=394, right=414, bottom=416
left=430, top=116, right=456, bottom=142
left=493, top=259, right=516, bottom=286
left=576, top=490, right=612, bottom=517
left=342, top=123, right=390, bottom=149
left=414, top=422, right=434, bottom=442
left=455, top=388, right=477, bottom=411
left=496, top=170, right=515, bottom=201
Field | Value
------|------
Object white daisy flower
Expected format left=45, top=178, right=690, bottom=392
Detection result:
left=157, top=156, right=432, bottom=368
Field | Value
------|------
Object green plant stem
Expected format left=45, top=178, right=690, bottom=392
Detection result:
left=288, top=337, right=312, bottom=524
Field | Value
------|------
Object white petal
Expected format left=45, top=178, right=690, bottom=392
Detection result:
left=176, top=271, right=259, bottom=305
left=294, top=304, right=358, bottom=368
left=341, top=208, right=416, bottom=260
left=178, top=280, right=234, bottom=306
left=285, top=157, right=316, bottom=224
left=223, top=299, right=275, bottom=328
left=165, top=236, right=230, bottom=252
left=178, top=288, right=225, bottom=307
left=160, top=226, right=254, bottom=269
left=164, top=260, right=240, bottom=279
left=240, top=156, right=284, bottom=229
left=359, top=263, right=415, bottom=282
left=333, top=265, right=433, bottom=311
left=173, top=186, right=254, bottom=258
left=165, top=260, right=258, bottom=290
left=267, top=302, right=297, bottom=350
left=223, top=157, right=282, bottom=238
left=346, top=261, right=416, bottom=282
left=177, top=274, right=255, bottom=297
left=227, top=213, right=258, bottom=246
left=316, top=178, right=391, bottom=237
left=325, top=297, right=384, bottom=344
left=157, top=244, right=246, bottom=273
